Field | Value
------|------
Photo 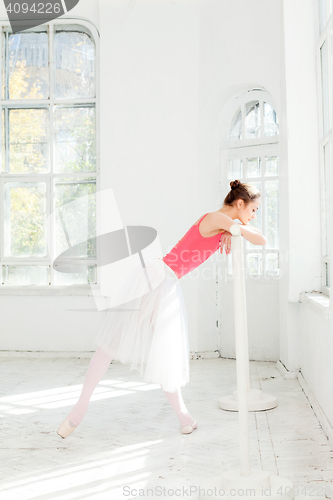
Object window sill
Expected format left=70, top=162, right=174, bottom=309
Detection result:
left=0, top=285, right=102, bottom=296
left=299, top=291, right=330, bottom=319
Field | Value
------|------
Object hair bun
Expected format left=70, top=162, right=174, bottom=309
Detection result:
left=230, top=179, right=241, bottom=190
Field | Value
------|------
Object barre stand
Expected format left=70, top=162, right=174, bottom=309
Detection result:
left=219, top=225, right=277, bottom=412
left=199, top=224, right=293, bottom=499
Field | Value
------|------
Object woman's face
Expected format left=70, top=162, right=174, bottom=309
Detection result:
left=237, top=199, right=260, bottom=225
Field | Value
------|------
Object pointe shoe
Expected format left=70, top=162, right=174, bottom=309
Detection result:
left=57, top=417, right=77, bottom=438
left=181, top=420, right=198, bottom=434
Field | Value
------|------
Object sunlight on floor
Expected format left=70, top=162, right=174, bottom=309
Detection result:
left=1, top=358, right=332, bottom=500
left=1, top=439, right=162, bottom=499
left=0, top=379, right=161, bottom=415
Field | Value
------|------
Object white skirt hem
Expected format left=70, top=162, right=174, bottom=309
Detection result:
left=94, top=257, right=190, bottom=393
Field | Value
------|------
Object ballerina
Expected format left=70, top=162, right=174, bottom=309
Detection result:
left=57, top=179, right=266, bottom=438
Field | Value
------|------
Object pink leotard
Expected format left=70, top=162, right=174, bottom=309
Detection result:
left=162, top=213, right=223, bottom=279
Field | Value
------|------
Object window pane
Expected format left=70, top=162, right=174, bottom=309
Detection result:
left=246, top=157, right=261, bottom=177
left=4, top=182, right=47, bottom=257
left=264, top=102, right=279, bottom=136
left=265, top=180, right=279, bottom=249
left=55, top=30, right=95, bottom=99
left=265, top=253, right=279, bottom=276
left=319, top=0, right=327, bottom=34
left=53, top=264, right=97, bottom=285
left=54, top=106, right=96, bottom=173
left=265, top=156, right=279, bottom=176
left=228, top=109, right=242, bottom=141
left=6, top=32, right=49, bottom=100
left=7, top=108, right=49, bottom=173
left=54, top=177, right=96, bottom=259
left=245, top=181, right=262, bottom=250
left=320, top=40, right=331, bottom=135
left=3, top=265, right=49, bottom=285
left=245, top=101, right=261, bottom=138
left=246, top=253, right=262, bottom=275
left=324, top=142, right=331, bottom=256
left=227, top=159, right=242, bottom=179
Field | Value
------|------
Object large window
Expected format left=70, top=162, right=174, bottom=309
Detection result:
left=317, top=0, right=332, bottom=296
left=219, top=90, right=279, bottom=281
left=0, top=22, right=98, bottom=287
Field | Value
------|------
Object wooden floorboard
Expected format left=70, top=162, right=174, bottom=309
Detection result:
left=0, top=357, right=332, bottom=499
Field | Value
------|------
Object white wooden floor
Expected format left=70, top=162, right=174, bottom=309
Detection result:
left=0, top=356, right=332, bottom=500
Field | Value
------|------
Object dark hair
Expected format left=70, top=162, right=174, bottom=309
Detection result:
left=223, top=180, right=260, bottom=207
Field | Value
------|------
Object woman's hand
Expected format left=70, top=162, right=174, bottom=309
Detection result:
left=219, top=230, right=232, bottom=255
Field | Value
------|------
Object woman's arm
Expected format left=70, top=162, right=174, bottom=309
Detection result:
left=239, top=224, right=266, bottom=245
left=211, top=213, right=266, bottom=246
left=246, top=225, right=263, bottom=235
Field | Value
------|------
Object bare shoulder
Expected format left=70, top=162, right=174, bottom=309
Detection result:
left=209, top=212, right=262, bottom=233
left=206, top=211, right=235, bottom=231
left=195, top=212, right=226, bottom=237
left=201, top=211, right=236, bottom=235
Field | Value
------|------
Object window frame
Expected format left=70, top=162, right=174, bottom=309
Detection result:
left=0, top=19, right=100, bottom=294
left=316, top=0, right=332, bottom=297
left=217, top=89, right=280, bottom=284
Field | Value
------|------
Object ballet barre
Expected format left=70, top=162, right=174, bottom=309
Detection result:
left=199, top=224, right=294, bottom=499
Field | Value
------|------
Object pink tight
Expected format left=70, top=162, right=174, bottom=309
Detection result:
left=66, top=346, right=195, bottom=428
left=67, top=347, right=114, bottom=427
left=161, top=385, right=196, bottom=428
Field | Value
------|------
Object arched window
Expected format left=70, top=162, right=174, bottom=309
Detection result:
left=218, top=89, right=279, bottom=280
left=1, top=21, right=98, bottom=288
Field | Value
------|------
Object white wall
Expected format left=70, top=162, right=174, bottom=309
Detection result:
left=0, top=0, right=282, bottom=359
left=280, top=0, right=324, bottom=372
left=98, top=0, right=201, bottom=352
left=300, top=305, right=333, bottom=429
left=282, top=0, right=333, bottom=432
left=195, top=0, right=282, bottom=359
left=98, top=0, right=283, bottom=358
left=0, top=0, right=202, bottom=353
left=1, top=0, right=333, bottom=445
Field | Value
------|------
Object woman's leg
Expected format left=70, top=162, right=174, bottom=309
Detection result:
left=66, top=346, right=114, bottom=427
left=162, top=386, right=196, bottom=428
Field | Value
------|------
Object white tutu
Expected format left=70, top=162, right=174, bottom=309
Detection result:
left=94, top=257, right=190, bottom=392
